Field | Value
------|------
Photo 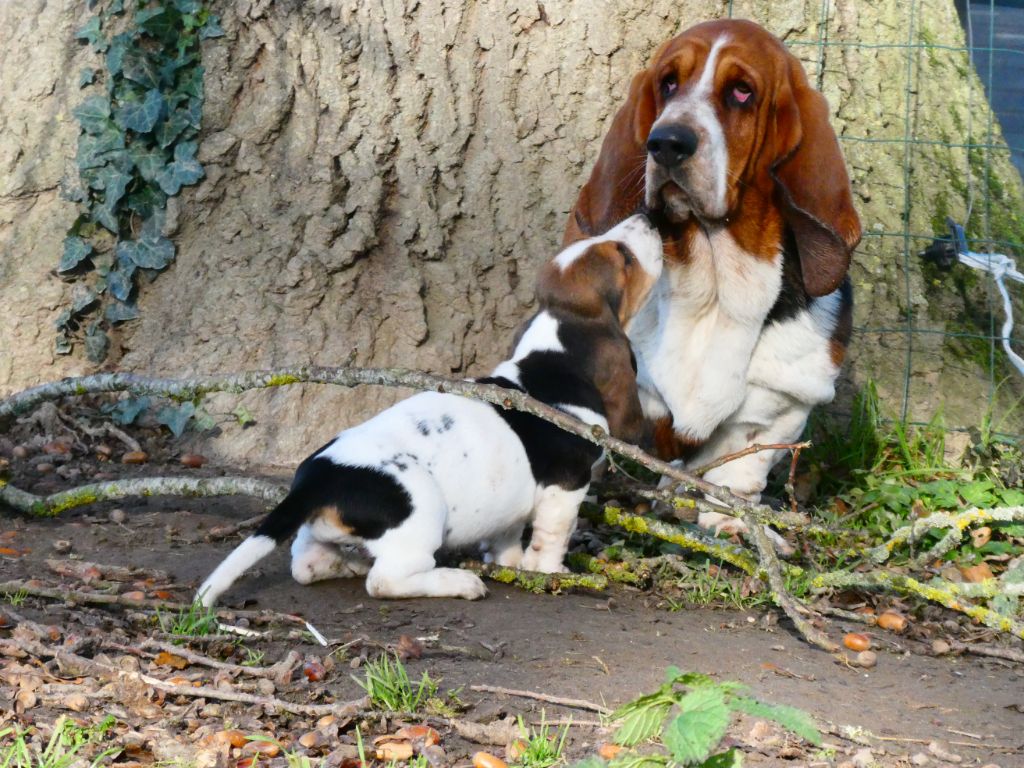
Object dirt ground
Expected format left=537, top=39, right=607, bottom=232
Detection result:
left=2, top=452, right=1024, bottom=767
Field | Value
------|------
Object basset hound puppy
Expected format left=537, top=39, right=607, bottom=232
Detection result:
left=565, top=20, right=861, bottom=530
left=197, top=215, right=662, bottom=605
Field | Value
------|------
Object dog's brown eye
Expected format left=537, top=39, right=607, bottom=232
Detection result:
left=660, top=74, right=678, bottom=98
left=727, top=82, right=754, bottom=107
left=617, top=242, right=635, bottom=265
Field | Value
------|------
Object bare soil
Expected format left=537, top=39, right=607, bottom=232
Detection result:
left=2, top=452, right=1024, bottom=767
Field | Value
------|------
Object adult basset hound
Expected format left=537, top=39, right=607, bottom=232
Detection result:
left=565, top=20, right=861, bottom=527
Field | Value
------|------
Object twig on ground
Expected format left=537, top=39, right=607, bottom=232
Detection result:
left=786, top=442, right=808, bottom=515
left=106, top=638, right=302, bottom=680
left=469, top=684, right=610, bottom=715
left=473, top=564, right=608, bottom=593
left=567, top=552, right=653, bottom=588
left=204, top=513, right=268, bottom=541
left=691, top=441, right=810, bottom=478
left=947, top=639, right=1024, bottom=663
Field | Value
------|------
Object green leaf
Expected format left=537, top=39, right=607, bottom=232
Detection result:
left=730, top=697, right=819, bottom=745
left=156, top=402, right=196, bottom=437
left=84, top=322, right=110, bottom=363
left=698, top=749, right=743, bottom=768
left=106, top=300, right=139, bottom=323
left=73, top=96, right=113, bottom=135
left=137, top=6, right=181, bottom=41
left=92, top=200, right=120, bottom=234
left=107, top=262, right=136, bottom=301
left=568, top=759, right=606, bottom=768
left=156, top=140, right=204, bottom=194
left=75, top=16, right=108, bottom=52
left=122, top=50, right=160, bottom=89
left=154, top=109, right=192, bottom=148
left=128, top=144, right=168, bottom=181
left=613, top=701, right=672, bottom=747
left=116, top=236, right=175, bottom=271
left=124, top=185, right=168, bottom=219
left=104, top=396, right=150, bottom=425
left=173, top=0, right=202, bottom=13
left=662, top=688, right=730, bottom=765
left=59, top=237, right=94, bottom=272
left=79, top=68, right=97, bottom=88
left=55, top=332, right=73, bottom=355
left=200, top=15, right=225, bottom=39
left=232, top=405, right=256, bottom=427
left=77, top=128, right=126, bottom=169
left=70, top=284, right=98, bottom=314
left=106, top=32, right=133, bottom=77
left=115, top=88, right=165, bottom=133
left=94, top=165, right=132, bottom=208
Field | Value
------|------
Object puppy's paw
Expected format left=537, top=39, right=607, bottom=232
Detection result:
left=448, top=570, right=488, bottom=600
left=520, top=548, right=568, bottom=573
left=697, top=511, right=794, bottom=556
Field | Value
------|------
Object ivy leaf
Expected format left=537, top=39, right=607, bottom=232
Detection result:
left=128, top=144, right=168, bottom=182
left=117, top=235, right=175, bottom=270
left=84, top=322, right=110, bottom=363
left=730, top=697, right=820, bottom=745
left=75, top=16, right=108, bottom=52
left=200, top=14, right=225, bottom=39
left=106, top=300, right=139, bottom=324
left=662, top=688, right=730, bottom=764
left=154, top=109, right=192, bottom=148
left=106, top=32, right=133, bottom=77
left=137, top=6, right=181, bottom=42
left=173, top=0, right=202, bottom=12
left=73, top=96, right=113, bottom=136
left=122, top=50, right=160, bottom=89
left=94, top=165, right=132, bottom=208
left=71, top=284, right=98, bottom=314
left=156, top=140, right=204, bottom=194
left=79, top=68, right=96, bottom=88
left=59, top=237, right=94, bottom=272
left=91, top=199, right=120, bottom=234
left=76, top=128, right=125, bottom=169
left=107, top=262, right=136, bottom=302
left=124, top=185, right=168, bottom=219
left=156, top=402, right=196, bottom=437
left=55, top=332, right=73, bottom=355
left=185, top=95, right=203, bottom=128
left=104, top=396, right=150, bottom=425
left=115, top=88, right=165, bottom=133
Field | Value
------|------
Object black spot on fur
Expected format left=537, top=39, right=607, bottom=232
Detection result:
left=256, top=458, right=413, bottom=543
left=440, top=414, right=454, bottom=432
left=766, top=236, right=809, bottom=325
left=416, top=420, right=430, bottom=436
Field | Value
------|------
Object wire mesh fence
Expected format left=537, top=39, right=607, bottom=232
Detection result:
left=722, top=0, right=1024, bottom=442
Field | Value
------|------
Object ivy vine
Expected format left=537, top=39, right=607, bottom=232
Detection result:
left=58, top=0, right=223, bottom=362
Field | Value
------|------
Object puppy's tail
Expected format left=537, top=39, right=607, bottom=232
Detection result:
left=195, top=490, right=313, bottom=607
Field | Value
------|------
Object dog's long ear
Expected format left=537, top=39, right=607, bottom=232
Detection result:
left=593, top=339, right=646, bottom=444
left=771, top=56, right=861, bottom=297
left=536, top=244, right=619, bottom=320
left=563, top=69, right=657, bottom=245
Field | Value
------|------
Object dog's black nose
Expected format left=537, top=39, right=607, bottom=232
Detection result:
left=647, top=125, right=699, bottom=167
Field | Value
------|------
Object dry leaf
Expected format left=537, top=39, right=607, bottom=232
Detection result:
left=396, top=634, right=424, bottom=660
left=155, top=651, right=189, bottom=670
left=377, top=742, right=414, bottom=761
left=970, top=526, right=992, bottom=548
left=959, top=563, right=994, bottom=583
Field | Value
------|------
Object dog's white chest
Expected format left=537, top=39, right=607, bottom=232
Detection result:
left=630, top=228, right=782, bottom=441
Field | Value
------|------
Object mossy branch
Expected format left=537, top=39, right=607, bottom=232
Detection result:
left=868, top=506, right=1024, bottom=565
left=474, top=564, right=608, bottom=593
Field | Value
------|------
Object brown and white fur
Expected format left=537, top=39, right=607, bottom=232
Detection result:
left=564, top=20, right=861, bottom=538
left=196, top=216, right=662, bottom=606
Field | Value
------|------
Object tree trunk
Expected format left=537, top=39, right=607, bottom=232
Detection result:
left=2, top=0, right=1022, bottom=466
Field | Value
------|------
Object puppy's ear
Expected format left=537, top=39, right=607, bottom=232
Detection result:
left=592, top=338, right=646, bottom=444
left=563, top=69, right=657, bottom=246
left=771, top=56, right=861, bottom=297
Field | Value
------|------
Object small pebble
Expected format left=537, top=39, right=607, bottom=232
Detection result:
left=855, top=650, right=877, bottom=668
left=298, top=730, right=324, bottom=749
left=257, top=678, right=276, bottom=696
left=35, top=463, right=54, bottom=474
left=931, top=639, right=951, bottom=655
left=52, top=540, right=72, bottom=554
left=910, top=753, right=930, bottom=766
left=851, top=748, right=876, bottom=768
left=180, top=453, right=206, bottom=468
left=12, top=445, right=29, bottom=459
left=927, top=740, right=962, bottom=763
left=109, top=509, right=127, bottom=524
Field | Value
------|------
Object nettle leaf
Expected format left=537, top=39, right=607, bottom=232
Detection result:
left=730, top=697, right=819, bottom=745
left=59, top=237, right=94, bottom=272
left=613, top=702, right=672, bottom=747
left=73, top=96, right=113, bottom=135
left=106, top=300, right=139, bottom=323
left=79, top=68, right=96, bottom=88
left=117, top=234, right=175, bottom=270
left=75, top=16, right=108, bottom=52
left=128, top=144, right=168, bottom=181
left=662, top=688, right=730, bottom=765
left=698, top=749, right=743, bottom=768
left=122, top=50, right=160, bottom=89
left=156, top=140, right=204, bottom=194
left=156, top=402, right=196, bottom=437
left=84, top=322, right=110, bottom=363
left=115, top=88, right=166, bottom=133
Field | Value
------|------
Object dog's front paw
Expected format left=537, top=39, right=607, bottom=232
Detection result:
left=454, top=571, right=489, bottom=600
left=520, top=547, right=568, bottom=573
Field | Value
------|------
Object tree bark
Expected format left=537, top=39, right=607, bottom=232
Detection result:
left=1, top=0, right=1022, bottom=466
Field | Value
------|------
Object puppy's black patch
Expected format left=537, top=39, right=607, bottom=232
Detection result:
left=416, top=420, right=431, bottom=436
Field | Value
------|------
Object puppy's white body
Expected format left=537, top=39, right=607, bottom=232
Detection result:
left=197, top=216, right=662, bottom=606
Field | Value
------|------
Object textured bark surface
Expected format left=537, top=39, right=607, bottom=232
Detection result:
left=2, top=0, right=1023, bottom=466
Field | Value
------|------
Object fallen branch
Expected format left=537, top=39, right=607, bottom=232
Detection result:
left=691, top=441, right=810, bottom=478
left=475, top=564, right=608, bottom=593
left=868, top=506, right=1024, bottom=565
left=948, top=639, right=1024, bottom=663
left=469, top=684, right=610, bottom=715
left=0, top=475, right=286, bottom=518
left=812, top=570, right=1024, bottom=639
left=107, top=639, right=302, bottom=681
left=567, top=552, right=653, bottom=588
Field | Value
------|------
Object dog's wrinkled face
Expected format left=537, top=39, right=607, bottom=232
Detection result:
left=540, top=214, right=663, bottom=327
left=644, top=21, right=792, bottom=224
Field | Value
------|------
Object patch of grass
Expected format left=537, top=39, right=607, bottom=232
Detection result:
left=157, top=600, right=219, bottom=640
left=5, top=589, right=28, bottom=607
left=572, top=667, right=818, bottom=768
left=0, top=716, right=119, bottom=768
left=239, top=647, right=265, bottom=667
left=353, top=652, right=439, bottom=713
left=512, top=714, right=570, bottom=768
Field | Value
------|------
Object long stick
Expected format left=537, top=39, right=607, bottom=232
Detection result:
left=469, top=684, right=610, bottom=714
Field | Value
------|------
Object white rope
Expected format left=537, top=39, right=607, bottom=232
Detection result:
left=956, top=247, right=1024, bottom=376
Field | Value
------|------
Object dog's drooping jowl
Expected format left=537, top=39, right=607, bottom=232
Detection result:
left=564, top=20, right=862, bottom=537
left=197, top=215, right=662, bottom=605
